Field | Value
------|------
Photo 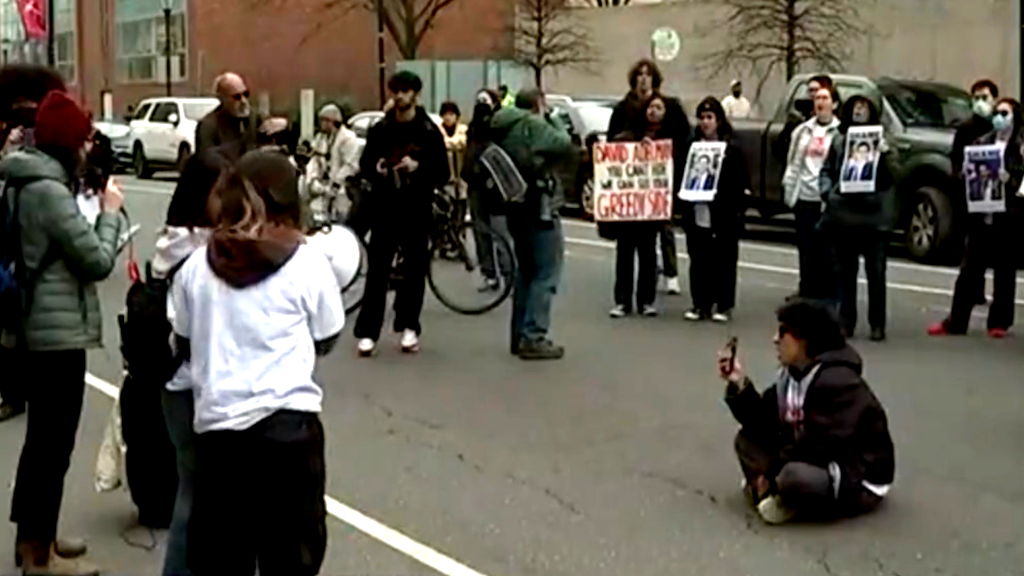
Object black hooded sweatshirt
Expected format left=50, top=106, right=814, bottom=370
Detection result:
left=725, top=345, right=896, bottom=504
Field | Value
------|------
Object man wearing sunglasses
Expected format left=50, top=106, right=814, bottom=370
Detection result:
left=195, top=72, right=259, bottom=155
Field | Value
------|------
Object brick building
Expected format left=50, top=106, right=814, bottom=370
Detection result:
left=0, top=0, right=514, bottom=119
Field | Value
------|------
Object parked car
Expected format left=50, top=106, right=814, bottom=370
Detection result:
left=128, top=97, right=219, bottom=178
left=93, top=119, right=132, bottom=171
left=546, top=95, right=616, bottom=219
left=732, top=74, right=972, bottom=262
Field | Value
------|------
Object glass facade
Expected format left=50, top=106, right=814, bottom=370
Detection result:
left=115, top=0, right=187, bottom=83
left=0, top=0, right=76, bottom=82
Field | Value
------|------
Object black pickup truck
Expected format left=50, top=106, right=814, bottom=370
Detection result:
left=732, top=74, right=973, bottom=262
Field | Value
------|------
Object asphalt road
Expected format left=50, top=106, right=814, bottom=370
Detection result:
left=1, top=175, right=1023, bottom=576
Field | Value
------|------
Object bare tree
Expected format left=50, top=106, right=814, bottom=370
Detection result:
left=701, top=0, right=867, bottom=100
left=248, top=0, right=460, bottom=59
left=513, top=0, right=597, bottom=89
left=578, top=0, right=632, bottom=6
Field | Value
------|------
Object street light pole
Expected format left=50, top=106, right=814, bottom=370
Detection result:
left=161, top=0, right=173, bottom=96
left=46, top=0, right=55, bottom=66
left=376, top=0, right=386, bottom=108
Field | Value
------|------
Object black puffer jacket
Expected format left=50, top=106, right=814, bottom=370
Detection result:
left=725, top=345, right=895, bottom=504
left=679, top=138, right=748, bottom=236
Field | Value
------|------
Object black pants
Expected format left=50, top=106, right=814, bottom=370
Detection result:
left=794, top=200, right=834, bottom=300
left=614, top=223, right=658, bottom=310
left=734, top=429, right=881, bottom=518
left=832, top=227, right=887, bottom=334
left=0, top=346, right=25, bottom=409
left=948, top=221, right=1018, bottom=332
left=659, top=223, right=679, bottom=278
left=10, top=350, right=87, bottom=543
left=354, top=213, right=431, bottom=340
left=686, top=226, right=739, bottom=314
left=189, top=411, right=327, bottom=576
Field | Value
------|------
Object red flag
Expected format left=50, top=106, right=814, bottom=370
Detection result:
left=15, top=0, right=47, bottom=40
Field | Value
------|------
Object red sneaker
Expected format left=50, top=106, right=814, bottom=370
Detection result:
left=927, top=321, right=950, bottom=336
left=988, top=328, right=1009, bottom=339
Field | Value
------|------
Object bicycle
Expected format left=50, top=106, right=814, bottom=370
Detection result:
left=340, top=186, right=516, bottom=316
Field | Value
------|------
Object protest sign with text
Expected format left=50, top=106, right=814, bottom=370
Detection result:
left=592, top=139, right=674, bottom=222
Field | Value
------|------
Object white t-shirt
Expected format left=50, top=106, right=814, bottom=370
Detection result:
left=171, top=243, right=345, bottom=434
left=722, top=95, right=752, bottom=119
left=797, top=122, right=835, bottom=202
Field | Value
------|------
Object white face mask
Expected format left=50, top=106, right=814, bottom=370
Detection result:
left=992, top=112, right=1013, bottom=132
left=973, top=99, right=994, bottom=119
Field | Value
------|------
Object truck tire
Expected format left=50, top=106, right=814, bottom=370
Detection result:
left=133, top=143, right=154, bottom=179
left=906, top=186, right=954, bottom=263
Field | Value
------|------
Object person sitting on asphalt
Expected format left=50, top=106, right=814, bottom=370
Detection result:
left=717, top=298, right=895, bottom=525
left=195, top=72, right=259, bottom=155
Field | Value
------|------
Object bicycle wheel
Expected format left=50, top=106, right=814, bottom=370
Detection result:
left=428, top=218, right=515, bottom=315
left=341, top=230, right=369, bottom=315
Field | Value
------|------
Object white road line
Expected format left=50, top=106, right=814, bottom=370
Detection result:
left=563, top=236, right=1024, bottom=306
left=83, top=373, right=492, bottom=576
left=561, top=219, right=1024, bottom=283
left=119, top=182, right=174, bottom=196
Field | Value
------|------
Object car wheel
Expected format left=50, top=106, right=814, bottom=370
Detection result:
left=906, top=186, right=954, bottom=262
left=133, top=143, right=153, bottom=179
left=176, top=143, right=192, bottom=173
left=580, top=177, right=595, bottom=221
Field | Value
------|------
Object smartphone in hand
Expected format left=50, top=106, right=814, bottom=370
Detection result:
left=726, top=336, right=738, bottom=374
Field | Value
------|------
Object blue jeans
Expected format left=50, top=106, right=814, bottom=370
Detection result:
left=509, top=216, right=564, bottom=346
left=161, top=388, right=195, bottom=576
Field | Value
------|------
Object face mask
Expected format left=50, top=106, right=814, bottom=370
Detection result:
left=992, top=113, right=1013, bottom=132
left=973, top=99, right=994, bottom=119
left=852, top=110, right=870, bottom=124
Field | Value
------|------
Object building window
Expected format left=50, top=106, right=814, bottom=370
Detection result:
left=0, top=0, right=76, bottom=83
left=116, top=0, right=187, bottom=83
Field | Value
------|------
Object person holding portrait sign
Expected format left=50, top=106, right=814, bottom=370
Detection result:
left=678, top=97, right=749, bottom=323
left=929, top=97, right=1024, bottom=339
left=596, top=94, right=680, bottom=318
left=819, top=94, right=896, bottom=342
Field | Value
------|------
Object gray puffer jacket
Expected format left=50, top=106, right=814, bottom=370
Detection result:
left=1, top=148, right=123, bottom=351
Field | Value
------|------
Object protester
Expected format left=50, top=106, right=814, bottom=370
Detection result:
left=929, top=97, right=1024, bottom=339
left=169, top=150, right=343, bottom=575
left=608, top=94, right=679, bottom=318
left=783, top=86, right=841, bottom=301
left=953, top=79, right=1000, bottom=306
left=0, top=64, right=67, bottom=424
left=2, top=91, right=125, bottom=576
left=439, top=101, right=469, bottom=213
left=195, top=72, right=259, bottom=155
left=306, top=103, right=360, bottom=225
left=722, top=80, right=752, bottom=119
left=820, top=95, right=896, bottom=341
left=681, top=97, right=749, bottom=323
left=776, top=75, right=834, bottom=160
left=499, top=85, right=516, bottom=109
left=718, top=298, right=895, bottom=525
left=354, top=71, right=449, bottom=356
left=463, top=89, right=506, bottom=290
left=609, top=59, right=691, bottom=295
left=491, top=88, right=575, bottom=360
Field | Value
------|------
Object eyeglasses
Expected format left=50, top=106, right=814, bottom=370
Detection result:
left=231, top=90, right=250, bottom=101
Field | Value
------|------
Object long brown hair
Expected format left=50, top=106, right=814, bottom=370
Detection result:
left=207, top=151, right=303, bottom=236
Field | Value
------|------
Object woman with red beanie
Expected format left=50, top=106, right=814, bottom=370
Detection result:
left=1, top=90, right=124, bottom=576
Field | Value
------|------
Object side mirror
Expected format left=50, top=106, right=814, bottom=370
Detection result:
left=167, top=113, right=179, bottom=126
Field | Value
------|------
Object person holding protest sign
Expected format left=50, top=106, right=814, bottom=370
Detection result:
left=929, top=97, right=1024, bottom=339
left=819, top=95, right=896, bottom=341
left=609, top=59, right=691, bottom=296
left=718, top=298, right=895, bottom=525
left=679, top=97, right=749, bottom=323
left=782, top=86, right=841, bottom=302
left=606, top=94, right=680, bottom=318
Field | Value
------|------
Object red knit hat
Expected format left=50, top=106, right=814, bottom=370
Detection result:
left=34, top=91, right=92, bottom=152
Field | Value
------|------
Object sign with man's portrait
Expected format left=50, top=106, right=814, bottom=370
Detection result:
left=679, top=141, right=726, bottom=202
left=963, top=144, right=1006, bottom=214
left=840, top=126, right=883, bottom=194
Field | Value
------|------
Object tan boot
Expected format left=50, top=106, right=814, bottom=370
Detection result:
left=16, top=538, right=87, bottom=567
left=17, top=541, right=99, bottom=576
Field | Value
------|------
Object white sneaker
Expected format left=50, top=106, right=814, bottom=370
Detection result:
left=357, top=338, right=376, bottom=357
left=683, top=309, right=705, bottom=321
left=757, top=495, right=797, bottom=525
left=712, top=311, right=731, bottom=323
left=400, top=329, right=420, bottom=353
left=642, top=305, right=659, bottom=317
left=666, top=277, right=682, bottom=295
left=609, top=305, right=628, bottom=318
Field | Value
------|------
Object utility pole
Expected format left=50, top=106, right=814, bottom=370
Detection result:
left=162, top=0, right=173, bottom=96
left=376, top=0, right=386, bottom=108
left=46, top=0, right=55, bottom=66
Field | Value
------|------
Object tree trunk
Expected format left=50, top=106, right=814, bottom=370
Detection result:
left=534, top=65, right=543, bottom=90
left=785, top=0, right=796, bottom=81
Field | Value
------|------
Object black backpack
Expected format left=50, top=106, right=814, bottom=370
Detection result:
left=118, top=260, right=187, bottom=387
left=0, top=175, right=59, bottom=348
